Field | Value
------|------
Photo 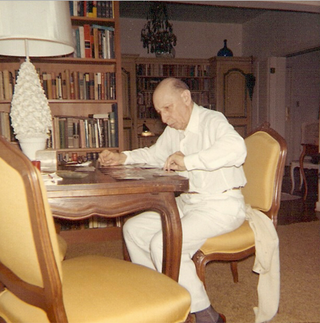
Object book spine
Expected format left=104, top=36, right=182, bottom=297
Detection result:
left=51, top=72, right=56, bottom=100
left=112, top=103, right=118, bottom=147
left=0, top=72, right=4, bottom=100
left=42, top=72, right=48, bottom=98
left=58, top=118, right=66, bottom=149
left=84, top=24, right=92, bottom=58
left=67, top=117, right=74, bottom=148
left=65, top=69, right=71, bottom=100
left=3, top=70, right=13, bottom=100
left=78, top=72, right=84, bottom=100
left=93, top=27, right=99, bottom=59
left=56, top=74, right=62, bottom=99
left=47, top=73, right=53, bottom=100
left=79, top=119, right=86, bottom=148
left=73, top=118, right=80, bottom=149
left=78, top=26, right=85, bottom=58
left=73, top=71, right=79, bottom=100
left=109, top=111, right=116, bottom=147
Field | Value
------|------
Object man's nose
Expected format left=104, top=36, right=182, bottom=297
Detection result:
left=161, top=112, right=168, bottom=124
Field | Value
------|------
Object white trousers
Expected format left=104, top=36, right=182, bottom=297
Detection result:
left=123, top=190, right=246, bottom=313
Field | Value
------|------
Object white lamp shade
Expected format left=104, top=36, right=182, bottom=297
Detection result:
left=0, top=1, right=74, bottom=57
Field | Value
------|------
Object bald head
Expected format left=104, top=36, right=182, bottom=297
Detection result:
left=154, top=77, right=190, bottom=98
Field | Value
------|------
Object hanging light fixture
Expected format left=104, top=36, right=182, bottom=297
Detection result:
left=141, top=2, right=177, bottom=58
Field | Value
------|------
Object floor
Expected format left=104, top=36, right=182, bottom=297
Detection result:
left=279, top=166, right=319, bottom=225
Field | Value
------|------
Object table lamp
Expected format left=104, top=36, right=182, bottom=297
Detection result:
left=0, top=1, right=74, bottom=160
left=141, top=122, right=154, bottom=137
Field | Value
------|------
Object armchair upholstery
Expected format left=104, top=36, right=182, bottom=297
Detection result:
left=192, top=122, right=287, bottom=285
left=0, top=136, right=191, bottom=323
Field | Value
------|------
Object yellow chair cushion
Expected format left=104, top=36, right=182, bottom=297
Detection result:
left=0, top=255, right=191, bottom=323
left=242, top=131, right=280, bottom=212
left=200, top=221, right=255, bottom=255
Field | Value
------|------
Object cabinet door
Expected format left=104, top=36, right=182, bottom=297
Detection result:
left=212, top=57, right=253, bottom=137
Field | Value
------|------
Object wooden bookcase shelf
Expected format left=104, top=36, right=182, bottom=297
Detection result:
left=0, top=1, right=123, bottom=157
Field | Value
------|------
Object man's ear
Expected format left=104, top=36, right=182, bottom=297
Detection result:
left=181, top=90, right=192, bottom=104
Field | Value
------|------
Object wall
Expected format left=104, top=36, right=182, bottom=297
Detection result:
left=286, top=51, right=320, bottom=161
left=242, top=10, right=320, bottom=59
left=242, top=10, right=320, bottom=164
left=120, top=17, right=242, bottom=59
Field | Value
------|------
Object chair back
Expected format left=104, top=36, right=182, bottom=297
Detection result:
left=301, top=120, right=318, bottom=145
left=0, top=136, right=67, bottom=321
left=241, top=123, right=287, bottom=227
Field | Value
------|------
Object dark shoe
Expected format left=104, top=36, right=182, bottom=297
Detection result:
left=217, top=313, right=226, bottom=323
left=185, top=313, right=196, bottom=323
left=195, top=305, right=226, bottom=323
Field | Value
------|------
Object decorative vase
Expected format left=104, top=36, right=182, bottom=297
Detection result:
left=217, top=39, right=233, bottom=57
left=17, top=135, right=48, bottom=161
left=155, top=48, right=175, bottom=58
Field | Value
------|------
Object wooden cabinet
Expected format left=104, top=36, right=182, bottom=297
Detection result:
left=0, top=1, right=123, bottom=160
left=122, top=55, right=211, bottom=148
left=210, top=57, right=254, bottom=137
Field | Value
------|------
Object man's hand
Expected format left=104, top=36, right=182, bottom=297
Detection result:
left=164, top=151, right=186, bottom=171
left=98, top=150, right=127, bottom=166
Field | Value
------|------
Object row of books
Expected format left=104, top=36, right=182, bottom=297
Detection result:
left=0, top=68, right=116, bottom=101
left=191, top=92, right=210, bottom=107
left=69, top=1, right=114, bottom=19
left=137, top=77, right=210, bottom=92
left=137, top=105, right=159, bottom=120
left=58, top=216, right=121, bottom=231
left=52, top=107, right=118, bottom=150
left=136, top=64, right=211, bottom=77
left=41, top=70, right=116, bottom=101
left=73, top=24, right=115, bottom=59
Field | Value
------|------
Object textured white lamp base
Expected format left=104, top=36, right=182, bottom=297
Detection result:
left=18, top=136, right=47, bottom=161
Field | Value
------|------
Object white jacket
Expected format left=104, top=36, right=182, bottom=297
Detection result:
left=245, top=205, right=280, bottom=323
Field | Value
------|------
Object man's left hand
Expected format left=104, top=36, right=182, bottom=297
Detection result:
left=164, top=151, right=186, bottom=171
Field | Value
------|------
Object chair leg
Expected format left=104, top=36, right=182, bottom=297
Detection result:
left=192, top=251, right=207, bottom=287
left=230, top=262, right=239, bottom=283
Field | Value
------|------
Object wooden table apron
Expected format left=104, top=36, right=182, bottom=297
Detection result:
left=45, top=168, right=189, bottom=281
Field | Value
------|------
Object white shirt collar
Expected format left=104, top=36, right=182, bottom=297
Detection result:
left=184, top=102, right=200, bottom=135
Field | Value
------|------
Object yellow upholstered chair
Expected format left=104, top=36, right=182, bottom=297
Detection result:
left=193, top=122, right=287, bottom=285
left=0, top=136, right=191, bottom=323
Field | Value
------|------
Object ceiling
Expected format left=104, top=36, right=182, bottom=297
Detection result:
left=119, top=1, right=320, bottom=24
left=119, top=1, right=267, bottom=23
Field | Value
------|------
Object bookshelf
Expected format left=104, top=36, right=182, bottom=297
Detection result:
left=122, top=55, right=211, bottom=149
left=0, top=1, right=123, bottom=162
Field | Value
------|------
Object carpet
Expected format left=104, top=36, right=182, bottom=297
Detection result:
left=65, top=221, right=320, bottom=323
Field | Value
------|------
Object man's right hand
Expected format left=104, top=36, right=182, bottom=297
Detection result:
left=98, top=150, right=127, bottom=166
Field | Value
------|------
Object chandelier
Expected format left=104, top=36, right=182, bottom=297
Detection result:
left=141, top=2, right=177, bottom=57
